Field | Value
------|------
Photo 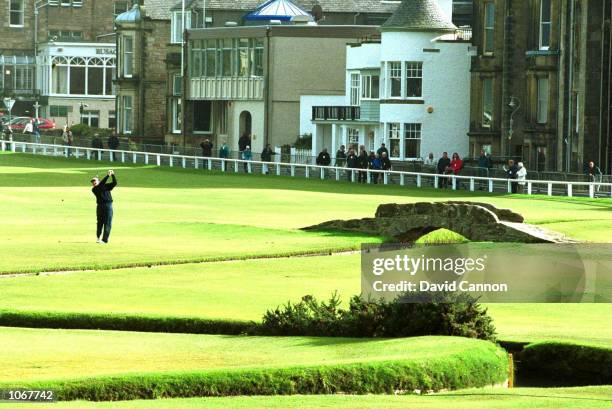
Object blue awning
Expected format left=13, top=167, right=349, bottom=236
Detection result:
left=245, top=0, right=312, bottom=22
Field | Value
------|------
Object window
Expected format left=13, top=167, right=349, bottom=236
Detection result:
left=388, top=123, right=400, bottom=158
left=539, top=0, right=551, bottom=50
left=537, top=77, right=549, bottom=124
left=350, top=73, right=360, bottom=106
left=253, top=38, right=264, bottom=76
left=108, top=110, right=116, bottom=129
left=48, top=30, right=83, bottom=41
left=484, top=2, right=495, bottom=54
left=237, top=38, right=250, bottom=77
left=172, top=74, right=182, bottom=96
left=193, top=101, right=212, bottom=133
left=348, top=128, right=359, bottom=150
left=114, top=1, right=130, bottom=17
left=171, top=11, right=192, bottom=44
left=220, top=39, right=233, bottom=76
left=50, top=56, right=115, bottom=96
left=1, top=56, right=35, bottom=92
left=405, top=62, right=423, bottom=98
left=404, top=123, right=422, bottom=159
left=205, top=40, right=217, bottom=77
left=72, top=0, right=83, bottom=7
left=361, top=75, right=379, bottom=99
left=60, top=0, right=71, bottom=6
left=191, top=40, right=202, bottom=77
left=388, top=62, right=402, bottom=97
left=49, top=105, right=72, bottom=117
left=482, top=78, right=493, bottom=128
left=10, top=0, right=24, bottom=27
left=123, top=36, right=133, bottom=77
left=81, top=110, right=100, bottom=128
left=218, top=102, right=228, bottom=135
left=171, top=98, right=181, bottom=133
left=121, top=95, right=132, bottom=133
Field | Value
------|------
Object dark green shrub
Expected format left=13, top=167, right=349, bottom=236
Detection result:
left=293, top=134, right=312, bottom=149
left=260, top=292, right=496, bottom=341
left=520, top=341, right=612, bottom=386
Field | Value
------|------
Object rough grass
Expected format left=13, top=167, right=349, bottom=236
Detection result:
left=23, top=387, right=612, bottom=409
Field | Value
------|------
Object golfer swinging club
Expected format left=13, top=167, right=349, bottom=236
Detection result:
left=91, top=170, right=117, bottom=244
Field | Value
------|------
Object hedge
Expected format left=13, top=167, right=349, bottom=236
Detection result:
left=520, top=341, right=612, bottom=386
left=2, top=348, right=509, bottom=401
left=0, top=310, right=255, bottom=335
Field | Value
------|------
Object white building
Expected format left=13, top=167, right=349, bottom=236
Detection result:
left=305, top=0, right=472, bottom=162
left=38, top=42, right=116, bottom=129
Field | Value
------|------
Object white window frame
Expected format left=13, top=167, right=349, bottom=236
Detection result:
left=405, top=62, right=423, bottom=99
left=350, top=73, right=360, bottom=106
left=171, top=10, right=192, bottom=44
left=482, top=78, right=493, bottom=128
left=171, top=98, right=181, bottom=134
left=121, top=95, right=133, bottom=134
left=388, top=62, right=402, bottom=98
left=536, top=77, right=549, bottom=124
left=387, top=123, right=401, bottom=159
left=539, top=0, right=552, bottom=50
left=361, top=74, right=380, bottom=100
left=122, top=36, right=134, bottom=78
left=9, top=0, right=25, bottom=27
left=404, top=123, right=422, bottom=159
left=81, top=110, right=100, bottom=128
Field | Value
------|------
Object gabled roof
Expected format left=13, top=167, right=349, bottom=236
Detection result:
left=381, top=0, right=456, bottom=32
left=145, top=0, right=399, bottom=21
left=245, top=0, right=312, bottom=22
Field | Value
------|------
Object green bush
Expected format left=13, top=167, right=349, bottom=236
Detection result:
left=260, top=292, right=496, bottom=341
left=293, top=134, right=312, bottom=149
left=6, top=345, right=508, bottom=401
left=520, top=341, right=612, bottom=386
left=0, top=311, right=255, bottom=335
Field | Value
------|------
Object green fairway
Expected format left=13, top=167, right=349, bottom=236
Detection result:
left=1, top=254, right=611, bottom=345
left=1, top=153, right=610, bottom=273
left=22, top=387, right=612, bottom=409
left=0, top=327, right=503, bottom=383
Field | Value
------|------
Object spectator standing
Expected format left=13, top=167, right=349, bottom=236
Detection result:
left=504, top=159, right=519, bottom=193
left=108, top=133, right=120, bottom=161
left=376, top=143, right=389, bottom=158
left=238, top=133, right=250, bottom=156
left=242, top=145, right=252, bottom=172
left=516, top=162, right=527, bottom=194
left=316, top=148, right=331, bottom=166
left=423, top=152, right=435, bottom=166
left=477, top=150, right=492, bottom=190
left=219, top=141, right=230, bottom=171
left=357, top=146, right=369, bottom=184
left=537, top=148, right=546, bottom=172
left=585, top=161, right=603, bottom=193
left=200, top=138, right=213, bottom=157
left=370, top=152, right=382, bottom=184
left=346, top=148, right=358, bottom=182
left=437, top=152, right=451, bottom=188
left=335, top=145, right=347, bottom=167
left=380, top=152, right=392, bottom=171
left=261, top=144, right=276, bottom=174
left=23, top=119, right=34, bottom=136
left=33, top=118, right=40, bottom=143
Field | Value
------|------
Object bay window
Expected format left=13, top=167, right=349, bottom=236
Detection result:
left=50, top=56, right=116, bottom=96
left=388, top=62, right=402, bottom=98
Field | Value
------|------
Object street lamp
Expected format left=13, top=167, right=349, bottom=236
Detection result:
left=508, top=96, right=521, bottom=155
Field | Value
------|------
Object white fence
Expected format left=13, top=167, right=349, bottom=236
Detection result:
left=2, top=140, right=611, bottom=199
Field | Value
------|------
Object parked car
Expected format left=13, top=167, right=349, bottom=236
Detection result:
left=6, top=117, right=55, bottom=131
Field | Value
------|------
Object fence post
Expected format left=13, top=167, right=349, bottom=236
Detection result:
left=85, top=149, right=90, bottom=160
left=122, top=152, right=126, bottom=163
left=507, top=180, right=512, bottom=193
left=276, top=163, right=281, bottom=176
left=291, top=165, right=295, bottom=177
left=22, top=143, right=26, bottom=153
left=320, top=168, right=325, bottom=180
left=488, top=179, right=493, bottom=193
left=384, top=172, right=389, bottom=185
left=221, top=160, right=226, bottom=172
left=157, top=155, right=161, bottom=166
left=145, top=154, right=149, bottom=164
left=73, top=147, right=78, bottom=158
left=169, top=156, right=173, bottom=167
left=208, top=159, right=212, bottom=170
left=589, top=184, right=595, bottom=199
left=234, top=161, right=238, bottom=173
left=133, top=153, right=137, bottom=164
left=194, top=158, right=199, bottom=169
left=98, top=150, right=103, bottom=161
left=527, top=182, right=532, bottom=195
left=182, top=157, right=186, bottom=168
left=547, top=183, right=553, bottom=196
left=14, top=143, right=18, bottom=153
left=109, top=151, right=114, bottom=162
left=567, top=184, right=573, bottom=197
left=416, top=174, right=421, bottom=187
left=469, top=178, right=475, bottom=192
left=335, top=168, right=340, bottom=181
left=305, top=166, right=309, bottom=178
left=247, top=162, right=252, bottom=173
left=351, top=169, right=356, bottom=183
left=452, top=176, right=457, bottom=190
left=0, top=140, right=4, bottom=151
left=434, top=175, right=438, bottom=189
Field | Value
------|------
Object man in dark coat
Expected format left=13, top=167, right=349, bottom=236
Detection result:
left=437, top=152, right=451, bottom=188
left=357, top=146, right=369, bottom=184
left=335, top=145, right=347, bottom=167
left=505, top=159, right=519, bottom=193
left=108, top=134, right=120, bottom=161
left=260, top=144, right=276, bottom=174
left=200, top=139, right=213, bottom=157
left=91, top=170, right=117, bottom=244
left=316, top=148, right=331, bottom=166
left=376, top=143, right=389, bottom=158
left=238, top=133, right=250, bottom=154
left=346, top=148, right=358, bottom=181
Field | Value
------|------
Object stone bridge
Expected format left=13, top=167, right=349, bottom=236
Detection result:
left=303, top=201, right=574, bottom=243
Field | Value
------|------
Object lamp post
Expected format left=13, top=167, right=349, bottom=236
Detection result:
left=508, top=96, right=521, bottom=157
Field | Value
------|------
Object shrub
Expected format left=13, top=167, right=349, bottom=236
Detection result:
left=293, top=134, right=312, bottom=150
left=260, top=292, right=496, bottom=341
left=520, top=341, right=612, bottom=386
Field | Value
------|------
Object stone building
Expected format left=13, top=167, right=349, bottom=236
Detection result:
left=302, top=0, right=473, bottom=161
left=0, top=0, right=119, bottom=126
left=469, top=0, right=611, bottom=173
left=114, top=0, right=474, bottom=145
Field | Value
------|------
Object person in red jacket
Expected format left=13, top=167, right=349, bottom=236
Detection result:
left=450, top=152, right=463, bottom=175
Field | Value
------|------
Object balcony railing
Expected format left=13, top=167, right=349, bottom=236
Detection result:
left=312, top=106, right=360, bottom=121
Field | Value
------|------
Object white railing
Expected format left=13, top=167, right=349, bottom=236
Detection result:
left=3, top=140, right=611, bottom=199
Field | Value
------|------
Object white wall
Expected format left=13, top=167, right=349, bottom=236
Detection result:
left=380, top=31, right=471, bottom=159
left=437, top=0, right=453, bottom=22
left=228, top=101, right=265, bottom=153
left=346, top=43, right=381, bottom=71
left=299, top=95, right=346, bottom=136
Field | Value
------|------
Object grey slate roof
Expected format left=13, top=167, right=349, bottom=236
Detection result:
left=145, top=0, right=399, bottom=20
left=381, top=0, right=456, bottom=31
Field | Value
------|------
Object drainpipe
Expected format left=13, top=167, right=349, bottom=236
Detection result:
left=353, top=12, right=361, bottom=25
left=607, top=0, right=612, bottom=173
left=566, top=0, right=575, bottom=172
left=598, top=0, right=606, bottom=169
left=264, top=27, right=271, bottom=147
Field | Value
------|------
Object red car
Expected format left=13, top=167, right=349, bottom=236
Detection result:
left=6, top=117, right=56, bottom=131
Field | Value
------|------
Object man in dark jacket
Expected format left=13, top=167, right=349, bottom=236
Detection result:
left=335, top=145, right=347, bottom=167
left=357, top=146, right=369, bottom=183
left=376, top=143, right=389, bottom=158
left=260, top=144, right=276, bottom=174
left=346, top=148, right=358, bottom=181
left=108, top=134, right=120, bottom=161
left=505, top=160, right=519, bottom=193
left=92, top=134, right=104, bottom=160
left=477, top=150, right=491, bottom=190
left=437, top=152, right=451, bottom=188
left=91, top=170, right=117, bottom=244
left=380, top=152, right=392, bottom=171
left=316, top=148, right=331, bottom=166
left=200, top=139, right=213, bottom=157
left=238, top=133, right=250, bottom=154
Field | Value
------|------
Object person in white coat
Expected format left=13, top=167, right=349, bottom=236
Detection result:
left=516, top=162, right=527, bottom=194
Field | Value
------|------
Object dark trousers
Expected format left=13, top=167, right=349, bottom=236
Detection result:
left=358, top=170, right=367, bottom=183
left=96, top=202, right=113, bottom=242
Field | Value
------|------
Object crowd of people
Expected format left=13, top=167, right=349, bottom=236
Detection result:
left=318, top=144, right=392, bottom=184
